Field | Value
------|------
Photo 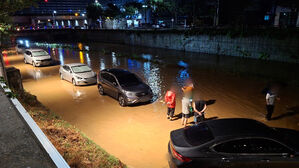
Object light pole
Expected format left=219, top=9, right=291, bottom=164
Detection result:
left=171, top=18, right=174, bottom=28
left=142, top=5, right=148, bottom=24
left=52, top=10, right=57, bottom=28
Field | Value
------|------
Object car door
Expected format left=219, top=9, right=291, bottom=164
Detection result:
left=100, top=73, right=114, bottom=96
left=25, top=51, right=32, bottom=63
left=108, top=75, right=119, bottom=98
left=63, top=66, right=72, bottom=82
left=254, top=139, right=299, bottom=168
left=213, top=138, right=265, bottom=168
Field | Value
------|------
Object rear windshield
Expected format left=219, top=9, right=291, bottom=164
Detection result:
left=32, top=50, right=48, bottom=57
left=184, top=123, right=214, bottom=146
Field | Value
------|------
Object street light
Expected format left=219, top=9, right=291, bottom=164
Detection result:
left=53, top=10, right=57, bottom=28
left=142, top=5, right=148, bottom=24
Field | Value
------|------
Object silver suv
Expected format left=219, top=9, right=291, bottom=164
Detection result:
left=59, top=63, right=97, bottom=86
left=97, top=69, right=153, bottom=106
left=24, top=49, right=52, bottom=67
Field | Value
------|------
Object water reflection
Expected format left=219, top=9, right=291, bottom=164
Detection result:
left=100, top=58, right=105, bottom=70
left=176, top=61, right=190, bottom=87
left=59, top=48, right=65, bottom=65
left=127, top=59, right=141, bottom=71
left=143, top=61, right=162, bottom=101
left=27, top=67, right=43, bottom=80
left=61, top=81, right=87, bottom=102
left=2, top=51, right=10, bottom=66
left=86, top=53, right=91, bottom=66
left=112, top=52, right=119, bottom=67
left=79, top=51, right=84, bottom=64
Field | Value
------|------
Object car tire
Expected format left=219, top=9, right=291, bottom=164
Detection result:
left=118, top=95, right=126, bottom=107
left=98, top=85, right=105, bottom=95
left=72, top=79, right=77, bottom=86
left=60, top=73, right=63, bottom=80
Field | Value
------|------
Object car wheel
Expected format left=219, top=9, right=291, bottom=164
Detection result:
left=60, top=73, right=63, bottom=80
left=32, top=61, right=36, bottom=67
left=72, top=79, right=77, bottom=86
left=98, top=85, right=105, bottom=95
left=118, top=95, right=126, bottom=107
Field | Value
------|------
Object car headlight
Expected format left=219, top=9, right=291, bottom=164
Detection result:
left=75, top=76, right=83, bottom=80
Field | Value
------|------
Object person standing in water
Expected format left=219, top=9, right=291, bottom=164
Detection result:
left=192, top=100, right=207, bottom=124
left=164, top=89, right=176, bottom=121
left=181, top=78, right=194, bottom=126
left=266, top=86, right=280, bottom=120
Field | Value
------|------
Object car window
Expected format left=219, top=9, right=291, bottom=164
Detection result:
left=116, top=73, right=141, bottom=86
left=63, top=66, right=70, bottom=71
left=32, top=50, right=48, bottom=57
left=71, top=65, right=92, bottom=73
left=101, top=73, right=116, bottom=84
left=214, top=138, right=292, bottom=154
left=184, top=123, right=214, bottom=146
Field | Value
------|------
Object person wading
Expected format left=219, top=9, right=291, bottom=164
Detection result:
left=164, top=89, right=176, bottom=121
left=266, top=87, right=280, bottom=120
left=192, top=100, right=207, bottom=124
left=181, top=78, right=194, bottom=127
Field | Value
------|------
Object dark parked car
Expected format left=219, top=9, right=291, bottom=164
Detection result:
left=168, top=118, right=299, bottom=168
left=97, top=69, right=153, bottom=106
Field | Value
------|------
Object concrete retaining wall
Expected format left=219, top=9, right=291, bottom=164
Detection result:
left=16, top=29, right=299, bottom=63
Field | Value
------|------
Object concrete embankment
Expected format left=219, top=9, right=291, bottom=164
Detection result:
left=16, top=29, right=299, bottom=63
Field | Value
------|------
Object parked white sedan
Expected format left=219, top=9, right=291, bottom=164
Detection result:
left=24, top=49, right=52, bottom=67
left=59, top=63, right=97, bottom=86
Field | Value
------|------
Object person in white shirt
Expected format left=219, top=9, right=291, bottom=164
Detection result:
left=265, top=87, right=280, bottom=120
left=181, top=97, right=190, bottom=127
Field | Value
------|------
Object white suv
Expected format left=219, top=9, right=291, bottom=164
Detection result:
left=24, top=49, right=52, bottom=67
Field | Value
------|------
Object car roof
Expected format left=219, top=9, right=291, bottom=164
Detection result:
left=101, top=68, right=133, bottom=76
left=26, top=48, right=46, bottom=52
left=205, top=118, right=276, bottom=138
left=65, top=63, right=86, bottom=67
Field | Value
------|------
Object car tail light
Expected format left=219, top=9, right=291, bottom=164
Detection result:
left=170, top=142, right=191, bottom=163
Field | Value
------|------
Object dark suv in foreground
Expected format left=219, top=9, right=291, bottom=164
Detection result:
left=169, top=118, right=299, bottom=168
left=97, top=69, right=153, bottom=106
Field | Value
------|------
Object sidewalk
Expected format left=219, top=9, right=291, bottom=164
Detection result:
left=0, top=87, right=56, bottom=168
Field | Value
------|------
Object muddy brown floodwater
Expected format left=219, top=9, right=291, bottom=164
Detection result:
left=5, top=41, right=299, bottom=168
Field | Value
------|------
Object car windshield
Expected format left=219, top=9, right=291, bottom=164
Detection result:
left=184, top=123, right=214, bottom=146
left=117, top=74, right=141, bottom=86
left=32, top=50, right=49, bottom=57
left=71, top=65, right=92, bottom=73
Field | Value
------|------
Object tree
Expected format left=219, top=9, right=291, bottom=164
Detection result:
left=86, top=1, right=104, bottom=21
left=0, top=0, right=37, bottom=81
left=0, top=0, right=37, bottom=48
left=123, top=2, right=142, bottom=19
left=104, top=3, right=121, bottom=19
left=146, top=0, right=177, bottom=24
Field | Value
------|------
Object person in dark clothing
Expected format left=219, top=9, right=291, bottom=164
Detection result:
left=192, top=100, right=207, bottom=124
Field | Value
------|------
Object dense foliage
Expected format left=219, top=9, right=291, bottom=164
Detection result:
left=0, top=0, right=37, bottom=48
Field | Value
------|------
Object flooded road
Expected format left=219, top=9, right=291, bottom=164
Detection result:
left=5, top=41, right=299, bottom=168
